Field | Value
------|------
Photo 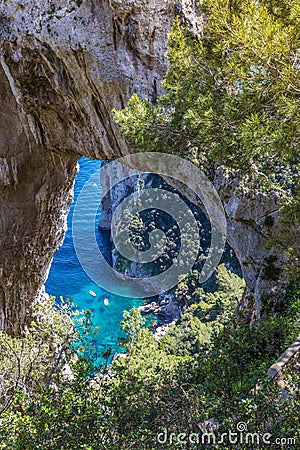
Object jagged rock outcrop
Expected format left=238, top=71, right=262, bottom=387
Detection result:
left=212, top=168, right=289, bottom=321
left=98, top=162, right=151, bottom=231
left=0, top=0, right=292, bottom=334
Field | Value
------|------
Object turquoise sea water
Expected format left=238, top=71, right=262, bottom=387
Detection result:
left=45, top=157, right=142, bottom=357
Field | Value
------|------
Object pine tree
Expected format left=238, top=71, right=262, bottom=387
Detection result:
left=114, top=0, right=300, bottom=181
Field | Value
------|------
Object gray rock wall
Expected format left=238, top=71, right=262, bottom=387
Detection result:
left=0, top=0, right=196, bottom=333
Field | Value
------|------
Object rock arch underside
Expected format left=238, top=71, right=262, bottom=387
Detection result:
left=0, top=0, right=293, bottom=335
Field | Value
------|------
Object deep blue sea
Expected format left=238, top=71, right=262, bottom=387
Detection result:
left=45, top=157, right=142, bottom=357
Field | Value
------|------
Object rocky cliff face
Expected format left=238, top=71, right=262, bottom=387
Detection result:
left=212, top=168, right=288, bottom=321
left=0, top=64, right=78, bottom=334
left=163, top=166, right=289, bottom=322
left=0, top=0, right=290, bottom=334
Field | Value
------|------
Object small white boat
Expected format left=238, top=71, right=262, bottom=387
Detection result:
left=89, top=290, right=97, bottom=297
left=104, top=298, right=109, bottom=306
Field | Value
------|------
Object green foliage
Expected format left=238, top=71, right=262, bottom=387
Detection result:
left=161, top=264, right=245, bottom=357
left=0, top=297, right=105, bottom=449
left=159, top=312, right=212, bottom=357
left=194, top=263, right=245, bottom=322
left=114, top=2, right=300, bottom=179
left=0, top=280, right=300, bottom=448
left=0, top=297, right=74, bottom=415
left=119, top=307, right=146, bottom=349
left=113, top=94, right=163, bottom=153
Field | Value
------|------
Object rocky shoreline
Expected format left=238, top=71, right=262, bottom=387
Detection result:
left=139, top=294, right=182, bottom=340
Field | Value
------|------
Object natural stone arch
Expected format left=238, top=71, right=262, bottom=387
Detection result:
left=0, top=0, right=288, bottom=334
left=0, top=0, right=200, bottom=334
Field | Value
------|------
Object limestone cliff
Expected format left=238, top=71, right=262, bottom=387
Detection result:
left=0, top=0, right=291, bottom=334
left=0, top=0, right=204, bottom=333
